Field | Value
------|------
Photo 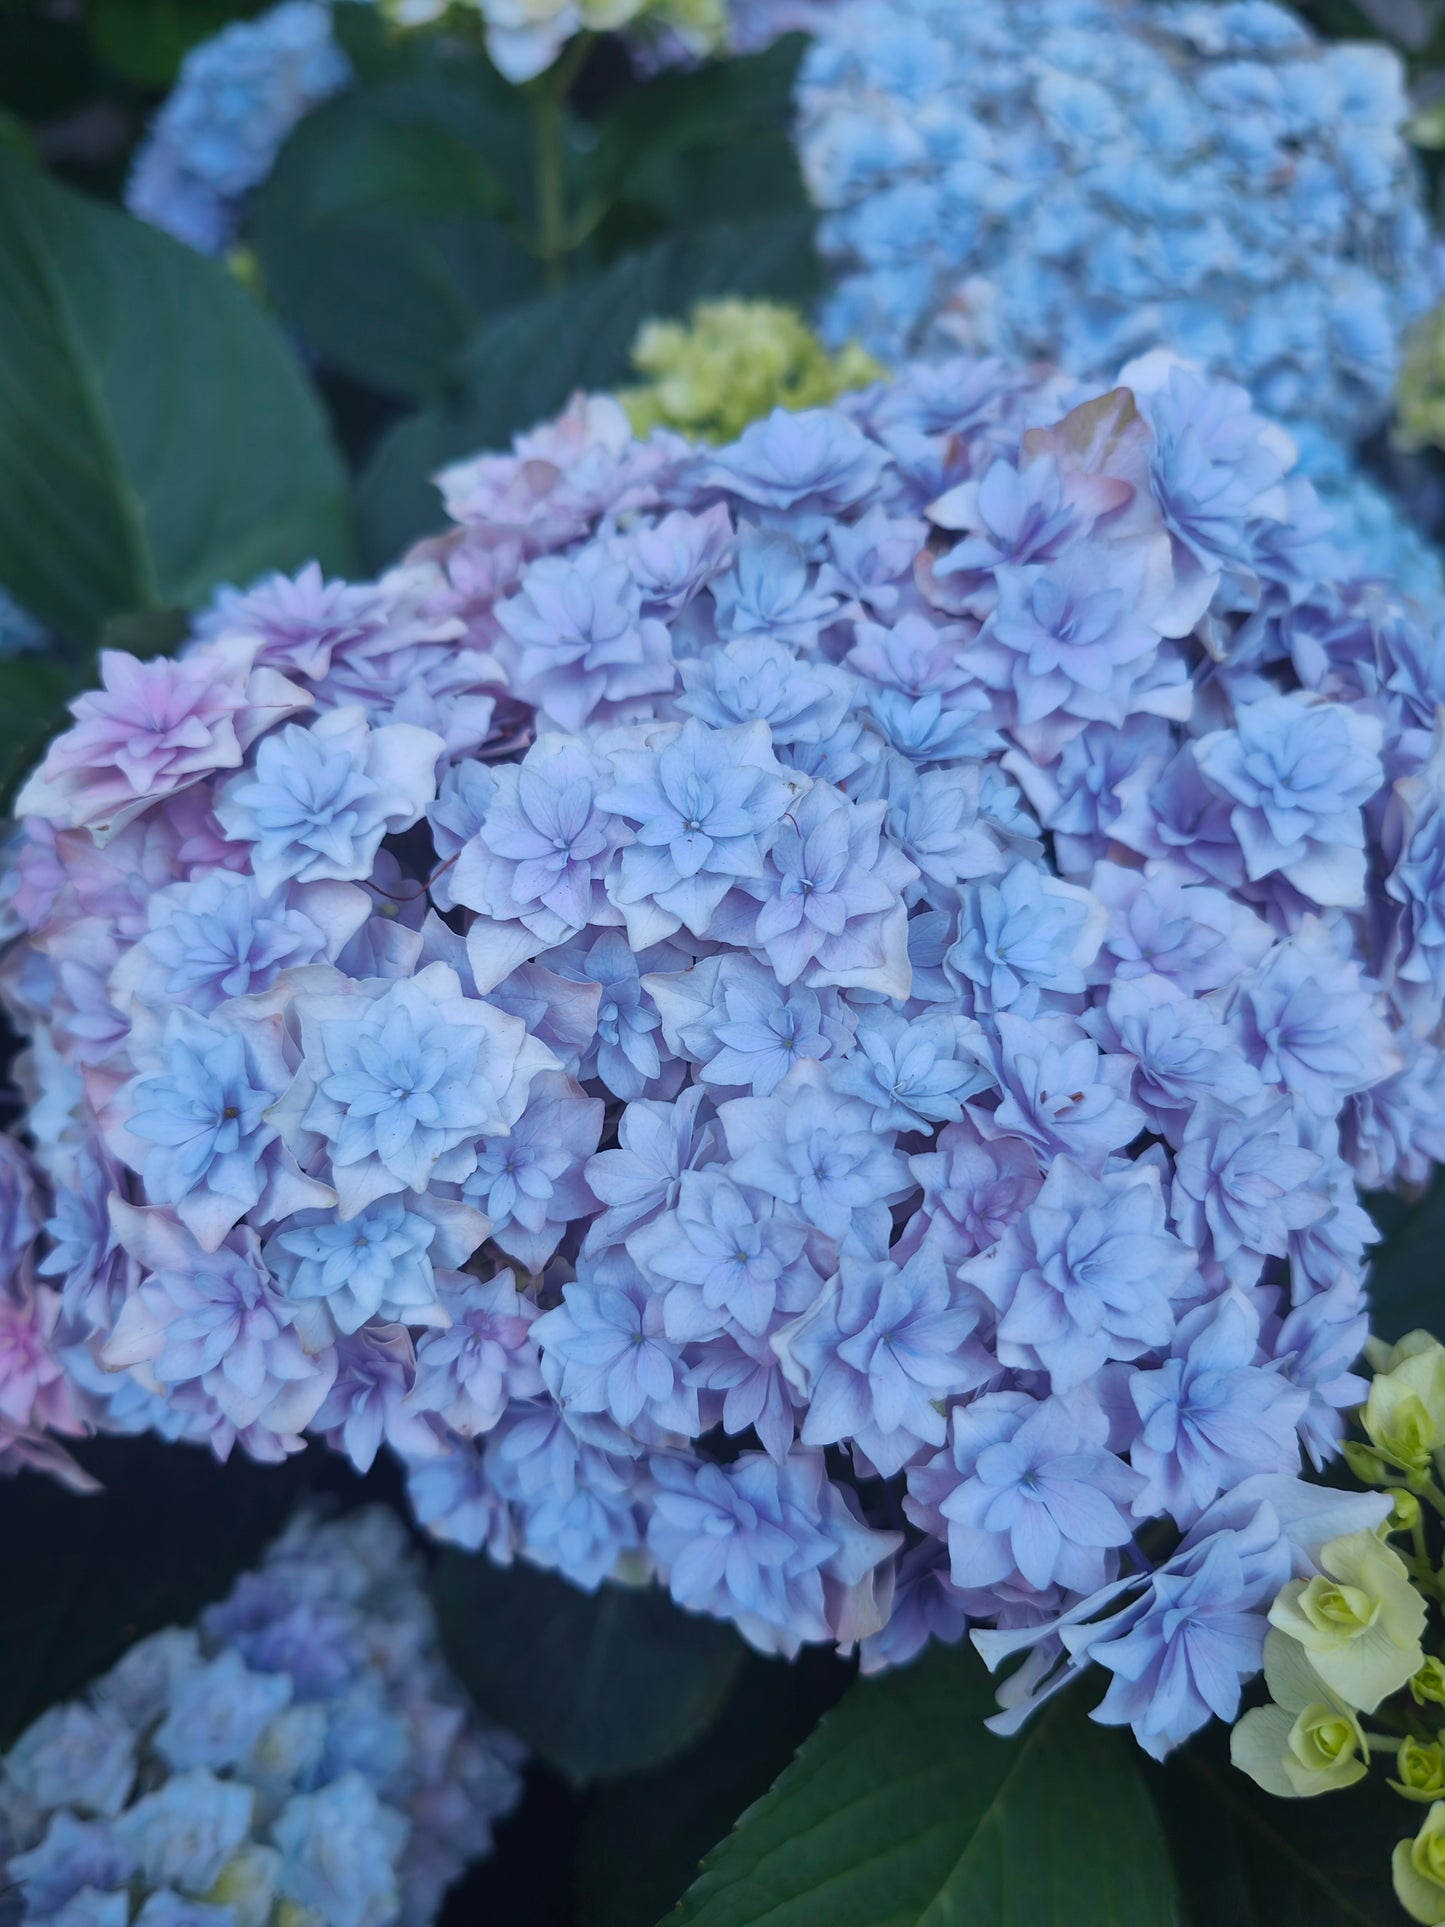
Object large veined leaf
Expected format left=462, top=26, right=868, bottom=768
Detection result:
left=252, top=71, right=539, bottom=399
left=663, top=1640, right=1177, bottom=1927
left=1152, top=1724, right=1402, bottom=1926
left=355, top=213, right=822, bottom=568
left=0, top=154, right=352, bottom=648
left=433, top=1550, right=746, bottom=1789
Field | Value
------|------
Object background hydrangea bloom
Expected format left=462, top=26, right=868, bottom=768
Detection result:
left=125, top=1, right=352, bottom=256
left=0, top=1507, right=523, bottom=1925
left=5, top=345, right=1440, bottom=1755
left=794, top=0, right=1442, bottom=617
left=796, top=0, right=1431, bottom=443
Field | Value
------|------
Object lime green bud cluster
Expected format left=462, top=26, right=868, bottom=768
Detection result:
left=1229, top=1330, right=1445, bottom=1923
left=619, top=300, right=885, bottom=445
left=1396, top=306, right=1445, bottom=454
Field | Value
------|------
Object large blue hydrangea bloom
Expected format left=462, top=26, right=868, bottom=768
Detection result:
left=796, top=0, right=1443, bottom=611
left=797, top=0, right=1432, bottom=442
left=0, top=353, right=1423, bottom=1760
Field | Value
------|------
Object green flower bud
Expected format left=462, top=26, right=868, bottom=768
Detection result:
left=1363, top=1346, right=1445, bottom=1477
left=1396, top=1741, right=1445, bottom=1805
left=1232, top=1630, right=1369, bottom=1798
left=1413, top=1659, right=1445, bottom=1708
left=1269, top=1530, right=1428, bottom=1713
left=1394, top=1802, right=1445, bottom=1923
left=1342, top=1439, right=1393, bottom=1485
left=1391, top=1490, right=1425, bottom=1536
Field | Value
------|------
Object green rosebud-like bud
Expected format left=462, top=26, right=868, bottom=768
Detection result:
left=1413, top=1658, right=1445, bottom=1708
left=1231, top=1629, right=1370, bottom=1799
left=1395, top=1801, right=1445, bottom=1923
left=1395, top=1741, right=1445, bottom=1805
left=1270, top=1530, right=1428, bottom=1713
left=1363, top=1343, right=1445, bottom=1478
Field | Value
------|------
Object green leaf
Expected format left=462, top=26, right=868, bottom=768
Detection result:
left=355, top=213, right=822, bottom=568
left=252, top=71, right=539, bottom=399
left=87, top=0, right=250, bottom=87
left=0, top=651, right=89, bottom=808
left=0, top=155, right=351, bottom=648
left=663, top=1641, right=1176, bottom=1927
left=1151, top=1725, right=1402, bottom=1926
left=1363, top=1174, right=1445, bottom=1342
left=578, top=1654, right=847, bottom=1927
left=433, top=1551, right=746, bottom=1789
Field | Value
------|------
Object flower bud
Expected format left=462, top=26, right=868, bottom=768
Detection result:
left=1394, top=1800, right=1445, bottom=1923
left=1269, top=1530, right=1428, bottom=1712
left=1396, top=1741, right=1445, bottom=1805
left=1412, top=1658, right=1445, bottom=1708
left=1391, top=1490, right=1425, bottom=1535
left=1363, top=1348, right=1445, bottom=1478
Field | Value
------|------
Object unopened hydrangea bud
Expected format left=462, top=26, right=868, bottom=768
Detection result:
left=1390, top=1490, right=1425, bottom=1536
left=1413, top=1659, right=1445, bottom=1709
left=1364, top=1342, right=1445, bottom=1480
left=1396, top=1741, right=1445, bottom=1806
left=1269, top=1531, right=1428, bottom=1713
left=1395, top=1801, right=1445, bottom=1924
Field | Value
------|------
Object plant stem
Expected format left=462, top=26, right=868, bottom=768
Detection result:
left=529, top=32, right=592, bottom=291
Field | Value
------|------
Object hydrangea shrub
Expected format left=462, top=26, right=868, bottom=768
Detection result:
left=0, top=1506, right=523, bottom=1925
left=795, top=0, right=1432, bottom=446
left=4, top=350, right=1440, bottom=1759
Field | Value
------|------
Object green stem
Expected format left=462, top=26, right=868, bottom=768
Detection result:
left=529, top=32, right=593, bottom=291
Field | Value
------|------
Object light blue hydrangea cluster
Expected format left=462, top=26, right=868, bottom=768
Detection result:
left=0, top=1506, right=523, bottom=1926
left=796, top=0, right=1433, bottom=448
left=124, top=2, right=351, bottom=255
left=3, top=353, right=1438, bottom=1760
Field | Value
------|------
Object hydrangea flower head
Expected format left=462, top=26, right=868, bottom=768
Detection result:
left=5, top=344, right=1439, bottom=1764
left=125, top=2, right=351, bottom=255
left=796, top=0, right=1431, bottom=447
left=0, top=1508, right=522, bottom=1922
left=621, top=300, right=885, bottom=446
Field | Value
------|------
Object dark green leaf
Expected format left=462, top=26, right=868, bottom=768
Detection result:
left=1152, top=1724, right=1401, bottom=1926
left=355, top=213, right=822, bottom=568
left=663, top=1640, right=1177, bottom=1927
left=1363, top=1174, right=1445, bottom=1342
left=578, top=1654, right=847, bottom=1927
left=0, top=651, right=88, bottom=807
left=88, top=0, right=249, bottom=87
left=252, top=72, right=539, bottom=398
left=433, top=1550, right=746, bottom=1789
left=0, top=155, right=351, bottom=648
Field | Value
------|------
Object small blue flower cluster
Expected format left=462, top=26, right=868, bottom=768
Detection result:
left=0, top=1507, right=523, bottom=1926
left=796, top=0, right=1433, bottom=447
left=125, top=2, right=351, bottom=255
left=4, top=353, right=1440, bottom=1758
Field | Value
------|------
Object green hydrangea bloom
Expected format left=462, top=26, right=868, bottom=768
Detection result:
left=620, top=299, right=884, bottom=444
